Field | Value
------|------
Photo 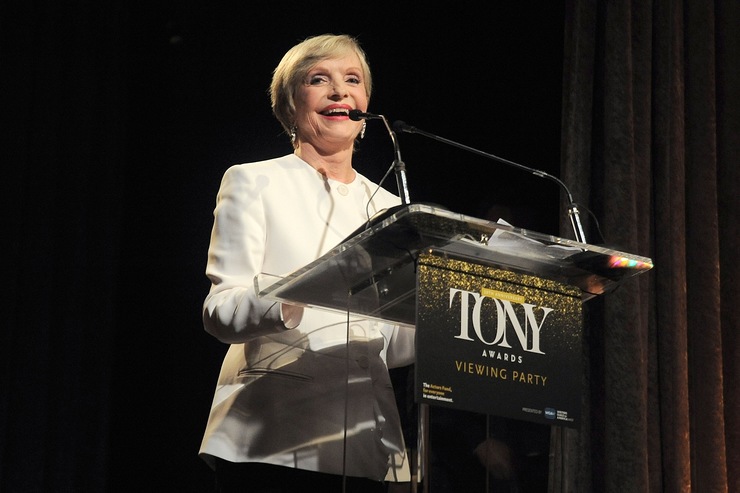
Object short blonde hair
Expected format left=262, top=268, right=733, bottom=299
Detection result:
left=270, top=34, right=372, bottom=138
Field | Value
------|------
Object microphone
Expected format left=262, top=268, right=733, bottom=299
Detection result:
left=349, top=109, right=383, bottom=121
left=350, top=110, right=411, bottom=205
left=392, top=120, right=588, bottom=243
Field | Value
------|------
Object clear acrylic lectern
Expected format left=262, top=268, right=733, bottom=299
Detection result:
left=255, top=203, right=653, bottom=492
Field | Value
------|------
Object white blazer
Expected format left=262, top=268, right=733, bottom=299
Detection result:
left=199, top=154, right=415, bottom=482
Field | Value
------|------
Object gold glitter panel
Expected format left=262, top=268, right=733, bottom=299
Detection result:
left=415, top=252, right=583, bottom=428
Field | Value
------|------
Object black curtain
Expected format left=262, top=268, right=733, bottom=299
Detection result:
left=2, top=3, right=125, bottom=491
left=551, top=1, right=739, bottom=492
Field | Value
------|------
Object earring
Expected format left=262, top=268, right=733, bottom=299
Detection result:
left=289, top=125, right=297, bottom=144
left=359, top=121, right=367, bottom=140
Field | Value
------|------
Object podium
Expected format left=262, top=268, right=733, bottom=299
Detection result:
left=256, top=203, right=653, bottom=490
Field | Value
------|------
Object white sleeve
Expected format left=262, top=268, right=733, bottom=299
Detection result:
left=202, top=165, right=284, bottom=343
left=385, top=324, right=416, bottom=368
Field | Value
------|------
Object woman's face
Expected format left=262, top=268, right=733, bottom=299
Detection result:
left=293, top=53, right=368, bottom=149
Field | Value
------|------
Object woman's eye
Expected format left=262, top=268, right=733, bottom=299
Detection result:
left=346, top=76, right=361, bottom=85
left=308, top=75, right=330, bottom=86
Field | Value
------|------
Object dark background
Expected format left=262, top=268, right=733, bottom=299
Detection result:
left=4, top=2, right=566, bottom=491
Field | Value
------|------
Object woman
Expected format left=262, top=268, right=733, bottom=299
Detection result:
left=198, top=34, right=416, bottom=493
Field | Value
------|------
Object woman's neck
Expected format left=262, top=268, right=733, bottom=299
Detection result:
left=295, top=144, right=356, bottom=183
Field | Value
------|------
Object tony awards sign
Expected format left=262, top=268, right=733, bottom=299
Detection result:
left=415, top=252, right=583, bottom=428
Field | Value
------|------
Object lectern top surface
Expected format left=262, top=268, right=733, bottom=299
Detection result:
left=256, top=204, right=653, bottom=324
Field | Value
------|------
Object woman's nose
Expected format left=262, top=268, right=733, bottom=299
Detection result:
left=329, top=80, right=348, bottom=97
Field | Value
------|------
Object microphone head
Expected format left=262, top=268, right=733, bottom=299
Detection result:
left=392, top=120, right=415, bottom=133
left=350, top=109, right=385, bottom=121
left=348, top=109, right=365, bottom=121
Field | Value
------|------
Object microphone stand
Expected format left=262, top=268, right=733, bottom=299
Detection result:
left=394, top=121, right=587, bottom=243
left=350, top=110, right=411, bottom=205
left=381, top=116, right=411, bottom=205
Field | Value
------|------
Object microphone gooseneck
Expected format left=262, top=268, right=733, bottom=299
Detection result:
left=350, top=110, right=411, bottom=206
left=392, top=120, right=587, bottom=242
